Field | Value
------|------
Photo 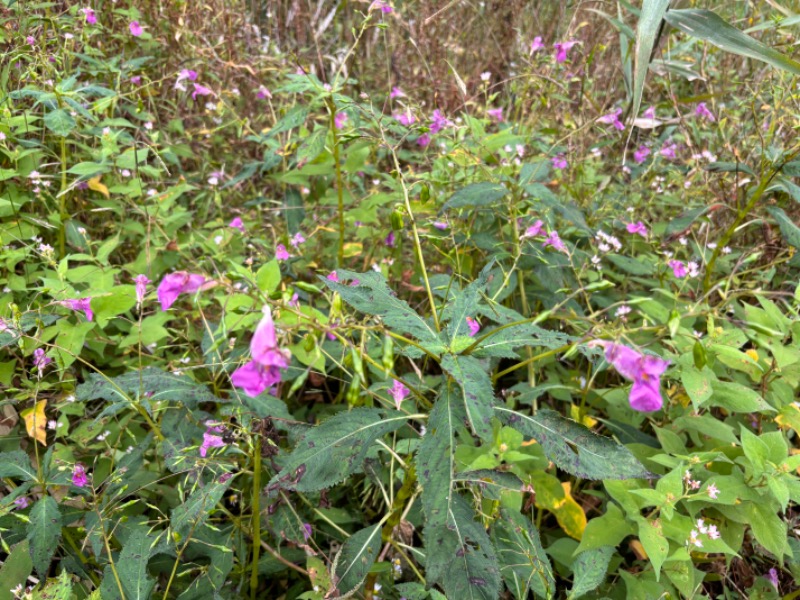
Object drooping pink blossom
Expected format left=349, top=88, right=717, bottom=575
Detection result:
left=433, top=221, right=448, bottom=230
left=626, top=221, right=648, bottom=238
left=551, top=154, right=568, bottom=169
left=390, top=86, right=405, bottom=99
left=633, top=145, right=650, bottom=164
left=668, top=260, right=687, bottom=278
left=130, top=75, right=142, bottom=85
left=290, top=232, right=306, bottom=248
left=134, top=274, right=150, bottom=305
left=695, top=102, right=715, bottom=122
left=33, top=348, right=51, bottom=375
left=598, top=108, right=625, bottom=131
left=231, top=306, right=291, bottom=397
left=389, top=379, right=409, bottom=410
left=530, top=36, right=544, bottom=53
left=327, top=271, right=339, bottom=282
left=767, top=568, right=779, bottom=590
left=591, top=341, right=669, bottom=412
left=642, top=106, right=656, bottom=119
left=522, top=219, right=544, bottom=239
left=486, top=107, right=504, bottom=122
left=416, top=133, right=430, bottom=147
left=13, top=497, right=29, bottom=510
left=200, top=423, right=226, bottom=457
left=80, top=7, right=97, bottom=24
left=394, top=111, right=416, bottom=126
left=275, top=244, right=290, bottom=260
left=334, top=112, right=348, bottom=129
left=542, top=231, right=566, bottom=252
left=429, top=109, right=451, bottom=134
left=157, top=272, right=208, bottom=310
left=370, top=0, right=393, bottom=13
left=385, top=231, right=396, bottom=248
left=553, top=40, right=578, bottom=63
left=192, top=83, right=213, bottom=100
left=256, top=85, right=272, bottom=99
left=177, top=69, right=198, bottom=83
left=72, top=463, right=88, bottom=487
left=61, top=297, right=93, bottom=321
left=129, top=21, right=143, bottom=37
left=466, top=317, right=480, bottom=337
left=229, top=217, right=245, bottom=233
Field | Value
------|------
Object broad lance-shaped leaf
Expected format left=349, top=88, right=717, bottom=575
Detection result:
left=494, top=408, right=652, bottom=480
left=440, top=354, right=494, bottom=442
left=568, top=546, right=614, bottom=600
left=471, top=323, right=574, bottom=359
left=630, top=0, right=670, bottom=134
left=117, top=525, right=156, bottom=600
left=331, top=524, right=382, bottom=596
left=766, top=206, right=800, bottom=250
left=442, top=262, right=493, bottom=342
left=665, top=9, right=800, bottom=77
left=77, top=367, right=221, bottom=409
left=491, top=509, right=555, bottom=600
left=171, top=477, right=232, bottom=540
left=266, top=408, right=408, bottom=495
left=321, top=270, right=440, bottom=346
left=27, top=496, right=62, bottom=579
left=0, top=450, right=36, bottom=481
left=441, top=182, right=508, bottom=211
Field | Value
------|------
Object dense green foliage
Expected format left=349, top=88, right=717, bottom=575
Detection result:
left=2, top=1, right=800, bottom=598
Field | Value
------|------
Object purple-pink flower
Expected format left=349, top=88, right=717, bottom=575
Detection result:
left=192, top=83, right=213, bottom=100
left=135, top=274, right=150, bottom=305
left=554, top=40, right=578, bottom=63
left=256, top=85, right=272, bottom=100
left=695, top=102, right=715, bottom=122
left=72, top=463, right=88, bottom=488
left=395, top=111, right=416, bottom=126
left=177, top=69, right=198, bottom=83
left=334, top=112, right=348, bottom=129
left=634, top=145, right=650, bottom=164
left=200, top=423, right=226, bottom=457
left=433, top=221, right=448, bottom=230
left=660, top=141, right=678, bottom=159
left=626, top=221, right=648, bottom=238
left=129, top=21, right=143, bottom=37
left=416, top=133, right=431, bottom=147
left=530, top=36, right=544, bottom=53
left=642, top=106, right=656, bottom=119
left=275, top=244, right=290, bottom=261
left=598, top=108, right=624, bottom=131
left=385, top=231, right=396, bottom=248
left=229, top=217, right=245, bottom=233
left=551, top=154, right=568, bottom=169
left=767, top=568, right=779, bottom=590
left=130, top=75, right=142, bottom=85
left=290, top=232, right=306, bottom=248
left=389, top=379, right=409, bottom=410
left=327, top=271, right=339, bottom=282
left=33, top=348, right=51, bottom=375
left=14, top=496, right=29, bottom=510
left=61, top=297, right=93, bottom=321
left=26, top=35, right=35, bottom=46
left=80, top=7, right=97, bottom=25
left=522, top=219, right=544, bottom=239
left=592, top=341, right=669, bottom=412
left=466, top=317, right=480, bottom=337
left=429, top=109, right=451, bottom=134
left=157, top=272, right=208, bottom=310
left=231, top=306, right=290, bottom=397
left=542, top=231, right=566, bottom=252
left=486, top=107, right=504, bottom=123
left=370, top=0, right=393, bottom=13
left=668, top=260, right=687, bottom=278
left=390, top=86, right=405, bottom=99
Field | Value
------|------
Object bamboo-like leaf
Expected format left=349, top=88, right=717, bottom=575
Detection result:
left=494, top=408, right=652, bottom=480
left=665, top=9, right=800, bottom=76
left=266, top=408, right=408, bottom=495
left=331, top=524, right=382, bottom=596
left=440, top=354, right=494, bottom=441
left=491, top=509, right=555, bottom=600
left=26, top=497, right=62, bottom=579
left=630, top=0, right=671, bottom=132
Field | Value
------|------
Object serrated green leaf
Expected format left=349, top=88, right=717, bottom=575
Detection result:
left=637, top=518, right=669, bottom=580
left=0, top=451, right=36, bottom=481
left=321, top=270, right=440, bottom=345
left=43, top=109, right=76, bottom=137
left=472, top=323, right=573, bottom=359
left=296, top=126, right=328, bottom=165
left=443, top=263, right=493, bottom=342
left=117, top=527, right=155, bottom=600
left=492, top=508, right=555, bottom=600
left=664, top=9, right=800, bottom=77
left=746, top=502, right=789, bottom=560
left=440, top=354, right=494, bottom=441
left=265, top=408, right=408, bottom=495
left=30, top=570, right=72, bottom=600
left=0, top=541, right=32, bottom=600
left=568, top=546, right=613, bottom=599
left=26, top=497, right=62, bottom=579
left=170, top=478, right=232, bottom=540
left=705, top=380, right=773, bottom=413
left=442, top=182, right=508, bottom=211
left=268, top=105, right=310, bottom=137
left=494, top=408, right=652, bottom=480
left=766, top=206, right=800, bottom=249
left=331, top=524, right=381, bottom=596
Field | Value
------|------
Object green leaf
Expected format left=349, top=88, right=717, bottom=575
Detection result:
left=492, top=508, right=555, bottom=600
left=568, top=546, right=613, bottom=600
left=664, top=204, right=719, bottom=237
left=267, top=105, right=310, bottom=137
left=0, top=541, right=32, bottom=600
left=256, top=260, right=282, bottom=294
left=444, top=262, right=493, bottom=342
left=664, top=9, right=800, bottom=77
left=766, top=206, right=800, bottom=249
left=43, top=108, right=76, bottom=137
left=494, top=408, right=652, bottom=480
left=115, top=147, right=150, bottom=171
left=26, top=497, right=62, bottom=579
left=472, top=323, right=573, bottom=359
left=31, top=570, right=72, bottom=600
left=171, top=477, right=232, bottom=541
left=637, top=519, right=669, bottom=580
left=296, top=126, right=328, bottom=166
left=740, top=427, right=770, bottom=471
left=0, top=451, right=36, bottom=481
left=440, top=354, right=494, bottom=441
left=77, top=367, right=220, bottom=409
left=630, top=0, right=671, bottom=134
left=680, top=366, right=714, bottom=409
left=321, top=270, right=440, bottom=345
left=92, top=286, right=137, bottom=327
left=746, top=502, right=789, bottom=560
left=442, top=182, right=508, bottom=211
left=331, top=524, right=381, bottom=596
left=117, top=526, right=155, bottom=600
left=704, top=380, right=773, bottom=413
left=265, top=408, right=408, bottom=495
left=575, top=503, right=633, bottom=554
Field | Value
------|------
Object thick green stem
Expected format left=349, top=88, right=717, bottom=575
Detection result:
left=250, top=436, right=262, bottom=600
left=328, top=99, right=346, bottom=266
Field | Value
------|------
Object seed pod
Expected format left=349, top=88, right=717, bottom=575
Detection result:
left=420, top=184, right=430, bottom=203
left=391, top=209, right=404, bottom=231
left=382, top=335, right=394, bottom=372
left=692, top=340, right=707, bottom=370
left=346, top=374, right=361, bottom=406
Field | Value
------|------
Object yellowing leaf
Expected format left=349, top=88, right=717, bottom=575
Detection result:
left=630, top=539, right=648, bottom=560
left=570, top=404, right=597, bottom=429
left=87, top=176, right=109, bottom=198
left=776, top=404, right=800, bottom=437
left=553, top=482, right=587, bottom=541
left=21, top=400, right=47, bottom=446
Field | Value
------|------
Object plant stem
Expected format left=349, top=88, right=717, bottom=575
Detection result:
left=250, top=435, right=262, bottom=600
left=328, top=99, right=346, bottom=266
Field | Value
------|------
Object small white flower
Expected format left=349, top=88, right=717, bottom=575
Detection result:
left=208, top=176, right=219, bottom=186
left=65, top=394, right=76, bottom=403
left=678, top=236, right=688, bottom=246
left=214, top=235, right=224, bottom=245
left=707, top=242, right=717, bottom=249
left=144, top=121, right=153, bottom=130
left=684, top=180, right=692, bottom=189
left=47, top=420, right=57, bottom=430
left=121, top=169, right=131, bottom=177
left=722, top=246, right=732, bottom=255
left=64, top=33, right=74, bottom=39
left=615, top=305, right=631, bottom=317
left=480, top=71, right=491, bottom=81
left=147, top=188, right=157, bottom=197
left=102, top=127, right=111, bottom=136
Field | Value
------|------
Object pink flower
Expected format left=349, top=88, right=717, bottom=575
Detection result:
left=433, top=221, right=448, bottom=230
left=486, top=107, right=504, bottom=122
left=660, top=141, right=677, bottom=159
left=229, top=217, right=245, bottom=232
left=275, top=244, right=290, bottom=260
left=129, top=21, right=143, bottom=37
left=33, top=348, right=51, bottom=375
left=177, top=69, right=198, bottom=83
left=302, top=523, right=313, bottom=540
left=26, top=36, right=35, bottom=46
left=429, top=109, right=451, bottom=134
left=192, top=83, right=213, bottom=100
left=135, top=274, right=150, bottom=305
left=466, top=317, right=480, bottom=337
left=389, top=379, right=409, bottom=410
left=598, top=108, right=625, bottom=130
left=256, top=85, right=272, bottom=99
left=530, top=36, right=544, bottom=53
left=157, top=272, right=208, bottom=310
left=706, top=483, right=720, bottom=499
left=633, top=145, right=650, bottom=164
left=551, top=154, right=568, bottom=169
left=72, top=463, right=88, bottom=488
left=626, top=221, right=648, bottom=237
left=522, top=219, right=544, bottom=239
left=554, top=40, right=578, bottom=63
left=80, top=7, right=97, bottom=24
left=416, top=133, right=430, bottom=147
left=334, top=112, right=348, bottom=129
left=370, top=0, right=393, bottom=12
left=61, top=297, right=93, bottom=321
left=130, top=75, right=142, bottom=85
left=290, top=232, right=306, bottom=248
left=385, top=231, right=396, bottom=248
left=695, top=102, right=715, bottom=122
left=668, top=260, right=687, bottom=278
left=14, top=497, right=29, bottom=510
left=395, top=111, right=416, bottom=126
left=231, top=306, right=290, bottom=397
left=327, top=271, right=339, bottom=282
left=200, top=424, right=226, bottom=457
left=707, top=524, right=720, bottom=540
left=591, top=341, right=669, bottom=412
left=642, top=106, right=656, bottom=119
left=390, top=86, right=405, bottom=99
left=767, top=568, right=778, bottom=589
left=542, top=231, right=566, bottom=252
